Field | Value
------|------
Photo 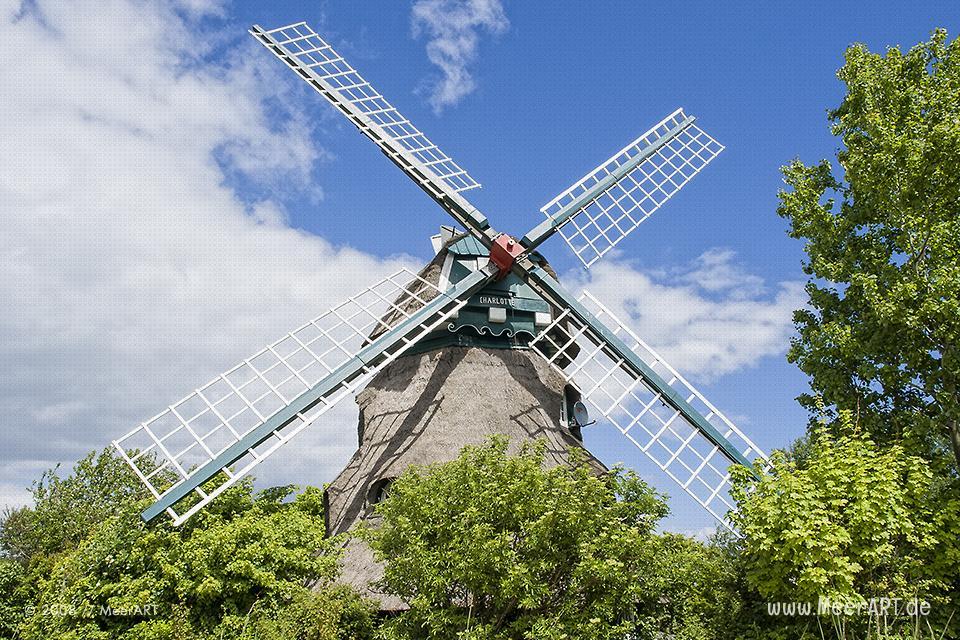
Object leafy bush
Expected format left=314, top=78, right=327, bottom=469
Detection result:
left=0, top=449, right=148, bottom=564
left=731, top=419, right=960, bottom=636
left=366, top=436, right=738, bottom=640
left=0, top=448, right=374, bottom=640
left=633, top=532, right=742, bottom=640
left=243, top=585, right=377, bottom=640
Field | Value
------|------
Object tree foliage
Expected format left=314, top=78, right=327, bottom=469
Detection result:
left=0, top=449, right=374, bottom=640
left=731, top=418, right=960, bottom=635
left=0, top=448, right=147, bottom=564
left=366, top=436, right=736, bottom=640
left=777, top=29, right=960, bottom=473
left=0, top=442, right=748, bottom=640
left=631, top=533, right=743, bottom=640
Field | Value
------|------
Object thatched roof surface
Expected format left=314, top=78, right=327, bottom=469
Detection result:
left=321, top=231, right=598, bottom=611
left=323, top=346, right=604, bottom=610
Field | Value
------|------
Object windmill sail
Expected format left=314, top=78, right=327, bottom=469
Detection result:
left=528, top=109, right=723, bottom=268
left=116, top=267, right=493, bottom=525
left=525, top=271, right=765, bottom=526
left=250, top=22, right=491, bottom=240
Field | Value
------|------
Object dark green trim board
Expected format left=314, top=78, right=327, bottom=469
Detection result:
left=447, top=234, right=488, bottom=256
left=403, top=331, right=533, bottom=357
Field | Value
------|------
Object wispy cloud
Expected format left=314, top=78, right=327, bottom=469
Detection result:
left=673, top=248, right=767, bottom=299
left=567, top=251, right=804, bottom=383
left=675, top=525, right=718, bottom=542
left=411, top=0, right=508, bottom=113
left=0, top=0, right=417, bottom=510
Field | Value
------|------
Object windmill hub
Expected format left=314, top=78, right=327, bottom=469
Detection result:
left=489, top=233, right=525, bottom=278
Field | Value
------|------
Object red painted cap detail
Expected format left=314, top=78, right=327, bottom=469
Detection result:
left=489, top=234, right=524, bottom=278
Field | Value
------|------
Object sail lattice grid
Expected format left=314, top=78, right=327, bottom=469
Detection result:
left=114, top=269, right=464, bottom=525
left=530, top=291, right=766, bottom=526
left=542, top=109, right=723, bottom=268
left=253, top=22, right=480, bottom=196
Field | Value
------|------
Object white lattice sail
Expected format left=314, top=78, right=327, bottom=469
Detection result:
left=530, top=291, right=766, bottom=526
left=541, top=109, right=723, bottom=268
left=251, top=22, right=480, bottom=197
left=114, top=269, right=470, bottom=525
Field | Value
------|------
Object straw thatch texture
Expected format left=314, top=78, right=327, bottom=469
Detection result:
left=323, top=346, right=604, bottom=609
left=319, top=233, right=603, bottom=610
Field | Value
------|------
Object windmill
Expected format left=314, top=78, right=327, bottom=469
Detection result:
left=112, top=20, right=766, bottom=568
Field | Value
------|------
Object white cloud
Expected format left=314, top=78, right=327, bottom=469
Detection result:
left=0, top=460, right=52, bottom=512
left=673, top=248, right=766, bottom=299
left=0, top=0, right=417, bottom=510
left=30, top=401, right=89, bottom=426
left=0, top=485, right=34, bottom=512
left=567, top=252, right=805, bottom=383
left=411, top=0, right=508, bottom=113
left=675, top=525, right=717, bottom=542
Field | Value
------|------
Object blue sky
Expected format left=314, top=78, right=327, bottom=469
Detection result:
left=2, top=0, right=958, bottom=534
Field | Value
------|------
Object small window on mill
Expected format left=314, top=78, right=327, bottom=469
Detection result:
left=367, top=477, right=395, bottom=508
left=562, top=384, right=584, bottom=441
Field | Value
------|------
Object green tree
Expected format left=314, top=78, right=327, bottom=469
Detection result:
left=19, top=480, right=375, bottom=640
left=243, top=585, right=377, bottom=640
left=730, top=419, right=960, bottom=635
left=0, top=449, right=374, bottom=640
left=632, top=533, right=742, bottom=640
left=366, top=436, right=735, bottom=640
left=0, top=559, right=28, bottom=637
left=0, top=448, right=151, bottom=638
left=777, top=29, right=960, bottom=473
left=0, top=447, right=147, bottom=564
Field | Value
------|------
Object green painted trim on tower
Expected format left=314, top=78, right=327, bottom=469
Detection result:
left=447, top=234, right=487, bottom=256
left=467, top=294, right=549, bottom=313
left=402, top=331, right=534, bottom=357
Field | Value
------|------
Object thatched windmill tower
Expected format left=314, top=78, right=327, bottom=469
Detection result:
left=325, top=229, right=603, bottom=608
